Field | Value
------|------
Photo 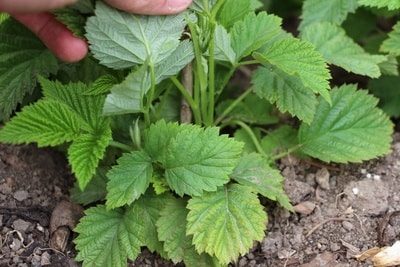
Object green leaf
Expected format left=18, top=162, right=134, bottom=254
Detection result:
left=253, top=37, right=331, bottom=104
left=299, top=0, right=358, bottom=30
left=299, top=84, right=393, bottom=163
left=218, top=0, right=263, bottom=29
left=86, top=1, right=186, bottom=69
left=133, top=189, right=175, bottom=255
left=231, top=154, right=292, bottom=210
left=0, top=18, right=59, bottom=120
left=0, top=13, right=9, bottom=23
left=358, top=0, right=400, bottom=10
left=84, top=75, right=119, bottom=96
left=260, top=125, right=300, bottom=156
left=300, top=22, right=386, bottom=78
left=71, top=167, right=108, bottom=205
left=103, top=64, right=150, bottom=115
left=191, top=0, right=217, bottom=12
left=157, top=197, right=191, bottom=263
left=106, top=151, right=153, bottom=209
left=68, top=131, right=111, bottom=189
left=381, top=21, right=400, bottom=55
left=379, top=55, right=399, bottom=76
left=53, top=7, right=87, bottom=38
left=231, top=12, right=282, bottom=62
left=164, top=126, right=243, bottom=196
left=74, top=205, right=145, bottom=267
left=214, top=24, right=236, bottom=64
left=251, top=66, right=317, bottom=124
left=0, top=100, right=81, bottom=146
left=369, top=76, right=400, bottom=117
left=233, top=128, right=262, bottom=154
left=187, top=184, right=267, bottom=264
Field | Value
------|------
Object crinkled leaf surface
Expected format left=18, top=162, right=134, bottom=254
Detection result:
left=214, top=24, right=236, bottom=64
left=218, top=0, right=263, bottom=29
left=106, top=150, right=153, bottom=209
left=187, top=184, right=267, bottom=264
left=299, top=84, right=393, bottom=163
left=251, top=66, right=317, bottom=124
left=230, top=153, right=292, bottom=210
left=164, top=126, right=243, bottom=196
left=0, top=18, right=59, bottom=120
left=358, top=0, right=400, bottom=10
left=253, top=37, right=331, bottom=103
left=231, top=12, right=282, bottom=62
left=86, top=2, right=186, bottom=69
left=301, top=22, right=386, bottom=78
left=103, top=64, right=150, bottom=115
left=299, top=0, right=358, bottom=30
left=74, top=205, right=145, bottom=267
left=0, top=100, right=81, bottom=146
left=381, top=21, right=400, bottom=56
left=84, top=75, right=119, bottom=96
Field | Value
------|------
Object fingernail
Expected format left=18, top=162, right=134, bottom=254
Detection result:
left=167, top=0, right=191, bottom=11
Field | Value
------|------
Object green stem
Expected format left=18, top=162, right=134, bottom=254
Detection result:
left=109, top=140, right=133, bottom=152
left=271, top=145, right=302, bottom=161
left=206, top=24, right=216, bottom=126
left=231, top=120, right=269, bottom=158
left=143, top=63, right=156, bottom=126
left=214, top=89, right=252, bottom=125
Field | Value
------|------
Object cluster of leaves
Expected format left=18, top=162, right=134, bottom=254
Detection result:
left=0, top=0, right=397, bottom=266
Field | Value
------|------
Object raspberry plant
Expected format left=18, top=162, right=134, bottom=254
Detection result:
left=0, top=0, right=396, bottom=266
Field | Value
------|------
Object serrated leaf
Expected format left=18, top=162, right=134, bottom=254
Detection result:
left=187, top=184, right=267, bottom=264
left=260, top=125, right=300, bottom=156
left=299, top=84, right=393, bottom=163
left=190, top=0, right=217, bottom=12
left=155, top=40, right=195, bottom=83
left=133, top=189, right=174, bottom=255
left=231, top=12, right=282, bottom=62
left=299, top=0, right=358, bottom=30
left=0, top=100, right=81, bottom=146
left=103, top=64, right=150, bottom=115
left=230, top=153, right=292, bottom=210
left=157, top=197, right=191, bottom=263
left=253, top=37, right=331, bottom=104
left=164, top=126, right=243, bottom=196
left=358, top=0, right=400, bottom=10
left=300, top=22, right=386, bottom=78
left=214, top=24, right=236, bottom=64
left=369, top=76, right=400, bottom=117
left=74, top=205, right=145, bottom=267
left=84, top=74, right=119, bottom=96
left=379, top=55, right=399, bottom=76
left=106, top=151, right=153, bottom=209
left=53, top=7, right=87, bottom=37
left=68, top=131, right=111, bottom=189
left=251, top=66, right=317, bottom=124
left=381, top=21, right=400, bottom=55
left=71, top=167, right=108, bottom=205
left=0, top=18, right=59, bottom=120
left=86, top=2, right=186, bottom=69
left=218, top=0, right=263, bottom=29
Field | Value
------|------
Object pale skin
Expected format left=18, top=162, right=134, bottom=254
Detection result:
left=0, top=0, right=193, bottom=62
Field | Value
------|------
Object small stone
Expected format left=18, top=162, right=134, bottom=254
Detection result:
left=13, top=190, right=29, bottom=202
left=315, top=168, right=330, bottom=190
left=330, top=242, right=341, bottom=251
left=342, top=221, right=354, bottom=231
left=293, top=201, right=316, bottom=215
left=12, top=219, right=31, bottom=232
left=10, top=238, right=22, bottom=251
left=41, top=251, right=51, bottom=265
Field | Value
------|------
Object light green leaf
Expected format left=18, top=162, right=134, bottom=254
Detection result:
left=164, top=126, right=243, bottom=196
left=68, top=131, right=112, bottom=189
left=71, top=167, right=108, bottom=205
left=155, top=40, right=195, bottom=83
left=133, top=189, right=175, bottom=255
left=231, top=12, right=282, bottom=62
left=187, top=184, right=267, bottom=264
left=74, top=205, right=145, bottom=267
left=157, top=197, right=191, bottom=263
left=86, top=2, right=186, bottom=69
left=231, top=153, right=292, bottom=210
left=214, top=24, right=236, bottom=64
left=84, top=75, right=119, bottom=96
left=379, top=55, right=399, bottom=76
left=191, top=0, right=217, bottom=12
left=0, top=18, right=59, bottom=120
left=300, top=22, right=386, bottom=78
left=0, top=13, right=9, bottom=23
left=299, top=84, right=393, bottom=163
left=0, top=100, right=81, bottom=146
left=251, top=66, right=317, bottom=124
left=103, top=64, right=150, bottom=115
left=358, top=0, right=400, bottom=10
left=183, top=251, right=224, bottom=267
left=253, top=37, right=331, bottom=103
left=381, top=21, right=400, bottom=55
left=218, top=0, right=263, bottom=29
left=106, top=151, right=153, bottom=209
left=299, top=0, right=358, bottom=30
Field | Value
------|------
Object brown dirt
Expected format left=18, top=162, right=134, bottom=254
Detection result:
left=0, top=134, right=399, bottom=267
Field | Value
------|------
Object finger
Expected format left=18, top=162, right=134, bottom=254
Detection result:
left=12, top=13, right=88, bottom=62
left=104, top=0, right=192, bottom=15
left=0, top=0, right=76, bottom=13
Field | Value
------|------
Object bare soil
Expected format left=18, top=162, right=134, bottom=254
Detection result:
left=0, top=133, right=399, bottom=267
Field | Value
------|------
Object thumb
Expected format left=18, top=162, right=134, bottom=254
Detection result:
left=0, top=0, right=77, bottom=13
left=104, top=0, right=192, bottom=15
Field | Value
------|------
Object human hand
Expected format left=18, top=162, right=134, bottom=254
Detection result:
left=0, top=0, right=192, bottom=62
